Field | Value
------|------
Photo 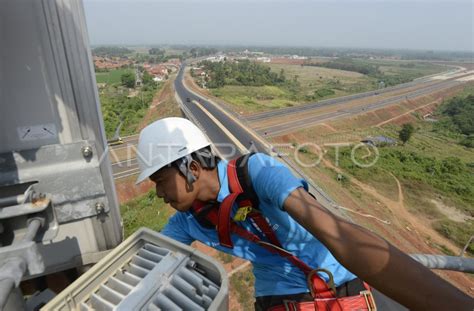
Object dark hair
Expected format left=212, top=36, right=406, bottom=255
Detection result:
left=191, top=146, right=220, bottom=169
left=171, top=146, right=220, bottom=171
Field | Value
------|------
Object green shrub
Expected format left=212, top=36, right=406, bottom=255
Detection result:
left=399, top=123, right=415, bottom=144
left=121, top=72, right=136, bottom=88
left=314, top=88, right=335, bottom=99
left=460, top=135, right=474, bottom=148
left=100, top=82, right=160, bottom=138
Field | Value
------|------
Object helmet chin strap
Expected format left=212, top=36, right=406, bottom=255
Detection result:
left=176, top=155, right=197, bottom=185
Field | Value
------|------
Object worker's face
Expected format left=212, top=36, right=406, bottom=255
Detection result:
left=149, top=166, right=196, bottom=212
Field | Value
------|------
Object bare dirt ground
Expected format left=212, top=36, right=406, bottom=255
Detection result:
left=115, top=175, right=154, bottom=204
left=374, top=98, right=441, bottom=127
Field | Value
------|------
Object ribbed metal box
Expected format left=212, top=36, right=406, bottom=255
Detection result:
left=44, top=228, right=228, bottom=311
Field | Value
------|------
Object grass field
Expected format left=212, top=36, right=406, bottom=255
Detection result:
left=120, top=190, right=175, bottom=238
left=269, top=63, right=377, bottom=97
left=96, top=68, right=133, bottom=84
left=209, top=64, right=378, bottom=114
left=206, top=60, right=447, bottom=115
left=359, top=59, right=447, bottom=76
left=211, top=85, right=297, bottom=113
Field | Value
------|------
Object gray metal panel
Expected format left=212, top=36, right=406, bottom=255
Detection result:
left=0, top=0, right=123, bottom=277
left=0, top=0, right=79, bottom=152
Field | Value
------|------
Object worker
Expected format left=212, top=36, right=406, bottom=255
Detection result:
left=136, top=117, right=472, bottom=310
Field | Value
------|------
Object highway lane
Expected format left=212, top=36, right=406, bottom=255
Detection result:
left=174, top=65, right=268, bottom=155
left=111, top=158, right=140, bottom=179
left=109, top=134, right=141, bottom=179
left=260, top=79, right=463, bottom=136
left=245, top=69, right=465, bottom=123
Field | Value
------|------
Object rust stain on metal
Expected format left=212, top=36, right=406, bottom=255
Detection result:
left=32, top=197, right=49, bottom=207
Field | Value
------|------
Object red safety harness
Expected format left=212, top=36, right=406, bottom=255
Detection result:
left=191, top=154, right=377, bottom=311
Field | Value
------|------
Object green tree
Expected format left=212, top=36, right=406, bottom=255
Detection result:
left=399, top=123, right=415, bottom=145
left=121, top=72, right=136, bottom=88
left=278, top=69, right=285, bottom=82
left=441, top=95, right=474, bottom=135
left=142, top=71, right=154, bottom=86
left=92, top=46, right=132, bottom=57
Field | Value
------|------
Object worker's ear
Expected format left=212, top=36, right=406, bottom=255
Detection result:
left=189, top=160, right=200, bottom=180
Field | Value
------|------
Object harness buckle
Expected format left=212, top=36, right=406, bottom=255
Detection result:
left=233, top=205, right=253, bottom=221
left=360, top=290, right=377, bottom=311
left=308, top=268, right=337, bottom=297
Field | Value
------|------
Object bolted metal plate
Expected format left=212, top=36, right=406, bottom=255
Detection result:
left=0, top=141, right=110, bottom=223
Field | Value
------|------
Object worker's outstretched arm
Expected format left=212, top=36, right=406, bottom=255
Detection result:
left=284, top=188, right=473, bottom=311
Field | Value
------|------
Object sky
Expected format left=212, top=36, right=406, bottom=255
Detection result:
left=83, top=0, right=473, bottom=52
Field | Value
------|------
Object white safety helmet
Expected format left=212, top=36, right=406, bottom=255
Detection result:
left=135, top=117, right=211, bottom=184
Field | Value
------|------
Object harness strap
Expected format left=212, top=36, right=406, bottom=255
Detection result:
left=193, top=153, right=337, bottom=299
left=227, top=155, right=282, bottom=246
left=192, top=201, right=217, bottom=229
left=247, top=211, right=283, bottom=248
left=193, top=200, right=334, bottom=298
left=217, top=192, right=240, bottom=248
left=234, top=154, right=260, bottom=207
left=228, top=158, right=244, bottom=193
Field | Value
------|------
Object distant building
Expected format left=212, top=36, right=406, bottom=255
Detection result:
left=256, top=57, right=271, bottom=63
left=361, top=135, right=397, bottom=146
left=206, top=55, right=226, bottom=62
left=193, top=69, right=206, bottom=77
left=290, top=55, right=308, bottom=60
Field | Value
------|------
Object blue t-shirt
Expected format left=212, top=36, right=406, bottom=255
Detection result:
left=161, top=153, right=356, bottom=297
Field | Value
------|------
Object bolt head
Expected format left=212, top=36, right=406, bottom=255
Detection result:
left=95, top=202, right=105, bottom=213
left=82, top=146, right=93, bottom=158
